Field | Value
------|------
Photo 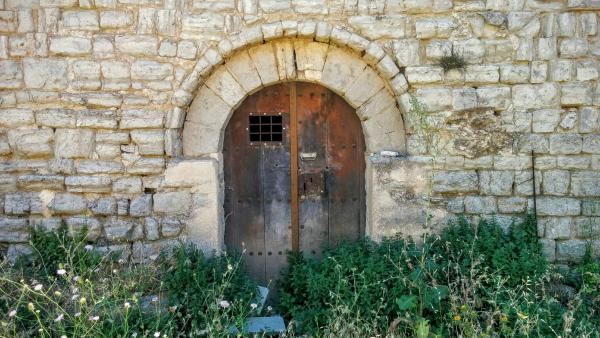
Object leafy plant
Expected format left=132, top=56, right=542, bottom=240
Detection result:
left=439, top=53, right=466, bottom=72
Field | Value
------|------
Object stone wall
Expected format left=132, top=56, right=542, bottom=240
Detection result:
left=0, top=0, right=599, bottom=263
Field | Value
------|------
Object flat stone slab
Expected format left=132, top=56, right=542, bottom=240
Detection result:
left=229, top=316, right=286, bottom=335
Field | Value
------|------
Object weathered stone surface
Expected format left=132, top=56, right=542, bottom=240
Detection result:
left=104, top=218, right=136, bottom=242
left=120, top=109, right=164, bottom=129
left=49, top=37, right=92, bottom=55
left=479, top=171, right=514, bottom=196
left=131, top=60, right=172, bottom=80
left=17, top=174, right=64, bottom=190
left=161, top=217, right=183, bottom=238
left=541, top=217, right=572, bottom=240
left=549, top=134, right=582, bottom=154
left=432, top=171, right=478, bottom=193
left=0, top=108, right=34, bottom=127
left=76, top=160, right=124, bottom=174
left=23, top=58, right=67, bottom=89
left=49, top=193, right=87, bottom=214
left=153, top=191, right=192, bottom=214
left=0, top=217, right=29, bottom=242
left=55, top=129, right=94, bottom=158
left=113, top=176, right=142, bottom=194
left=66, top=175, right=112, bottom=193
left=542, top=170, right=570, bottom=195
left=571, top=171, right=600, bottom=197
left=65, top=216, right=102, bottom=241
left=537, top=197, right=581, bottom=216
left=512, top=83, right=560, bottom=109
left=130, top=194, right=152, bottom=217
left=115, top=35, right=158, bottom=56
left=556, top=240, right=589, bottom=261
left=89, top=197, right=117, bottom=215
left=464, top=196, right=497, bottom=214
left=0, top=60, right=23, bottom=89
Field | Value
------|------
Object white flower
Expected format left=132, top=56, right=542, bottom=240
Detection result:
left=72, top=276, right=80, bottom=282
left=54, top=314, right=64, bottom=322
left=61, top=336, right=67, bottom=338
left=71, top=294, right=79, bottom=301
left=131, top=333, right=138, bottom=337
left=88, top=315, right=99, bottom=321
left=34, top=284, right=43, bottom=291
left=153, top=332, right=160, bottom=337
left=124, top=302, right=131, bottom=310
left=74, top=312, right=81, bottom=317
left=227, top=264, right=233, bottom=271
left=151, top=296, right=158, bottom=303
left=267, top=306, right=273, bottom=312
left=84, top=244, right=93, bottom=251
left=56, top=269, right=67, bottom=276
left=112, top=269, right=118, bottom=274
left=8, top=309, right=16, bottom=317
left=250, top=303, right=257, bottom=310
left=218, top=300, right=230, bottom=309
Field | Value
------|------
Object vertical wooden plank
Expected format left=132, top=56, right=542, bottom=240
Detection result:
left=290, top=83, right=300, bottom=252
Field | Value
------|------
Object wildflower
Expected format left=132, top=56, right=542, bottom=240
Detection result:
left=79, top=297, right=87, bottom=305
left=54, top=314, right=64, bottom=322
left=227, top=264, right=233, bottom=271
left=56, top=269, right=67, bottom=276
left=267, top=306, right=272, bottom=312
left=112, top=269, right=118, bottom=274
left=131, top=333, right=138, bottom=337
left=118, top=259, right=125, bottom=265
left=151, top=296, right=158, bottom=303
left=168, top=306, right=177, bottom=313
left=71, top=294, right=79, bottom=301
left=74, top=312, right=81, bottom=317
left=219, top=300, right=230, bottom=309
left=453, top=315, right=462, bottom=321
left=517, top=312, right=528, bottom=320
left=61, top=336, right=67, bottom=338
left=154, top=332, right=160, bottom=337
left=34, top=284, right=43, bottom=291
left=88, top=315, right=99, bottom=321
left=84, top=244, right=93, bottom=251
left=8, top=309, right=16, bottom=317
left=124, top=302, right=131, bottom=310
left=73, top=276, right=80, bottom=282
left=500, top=314, right=508, bottom=322
left=27, top=303, right=35, bottom=312
left=54, top=291, right=62, bottom=297
left=250, top=303, right=257, bottom=310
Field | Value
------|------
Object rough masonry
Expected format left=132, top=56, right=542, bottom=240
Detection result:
left=0, top=0, right=599, bottom=263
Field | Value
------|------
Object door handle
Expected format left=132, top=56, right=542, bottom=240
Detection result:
left=299, top=152, right=317, bottom=161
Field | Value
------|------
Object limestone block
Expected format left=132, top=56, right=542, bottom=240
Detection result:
left=532, top=109, right=561, bottom=133
left=507, top=11, right=540, bottom=36
left=518, top=133, right=549, bottom=153
left=392, top=39, right=420, bottom=67
left=497, top=197, right=528, bottom=213
left=425, top=40, right=452, bottom=60
left=0, top=11, right=16, bottom=33
left=0, top=108, right=34, bottom=127
left=464, top=196, right=497, bottom=214
left=62, top=10, right=99, bottom=31
left=531, top=61, right=548, bottom=83
left=550, top=59, right=573, bottom=82
left=130, top=194, right=152, bottom=217
left=144, top=217, right=159, bottom=240
left=294, top=40, right=328, bottom=81
left=225, top=50, right=262, bottom=93
left=321, top=47, right=367, bottom=95
left=17, top=174, right=64, bottom=190
left=518, top=39, right=535, bottom=61
left=345, top=66, right=384, bottom=108
left=549, top=134, right=582, bottom=154
left=96, top=131, right=129, bottom=144
left=415, top=88, right=452, bottom=111
left=164, top=160, right=218, bottom=190
left=126, top=157, right=165, bottom=175
left=75, top=160, right=124, bottom=174
left=161, top=217, right=183, bottom=237
left=560, top=39, right=588, bottom=58
left=576, top=60, right=599, bottom=81
left=153, top=191, right=192, bottom=214
left=77, top=110, right=117, bottom=129
left=453, top=38, right=485, bottom=63
left=88, top=197, right=116, bottom=216
left=557, top=156, right=590, bottom=169
left=66, top=175, right=112, bottom=193
left=50, top=193, right=87, bottom=214
left=4, top=193, right=30, bottom=215
left=186, top=86, right=231, bottom=130
left=65, top=216, right=101, bottom=240
left=452, top=88, right=478, bottom=111
left=583, top=134, right=600, bottom=154
left=405, top=66, right=443, bottom=84
left=0, top=60, right=23, bottom=89
left=23, top=57, right=67, bottom=89
left=479, top=171, right=514, bottom=196
left=571, top=171, right=600, bottom=197
left=274, top=40, right=296, bottom=80
left=181, top=13, right=223, bottom=39
left=131, top=60, right=172, bottom=81
left=100, top=11, right=133, bottom=28
left=93, top=36, right=114, bottom=58
left=356, top=89, right=396, bottom=121
left=561, top=82, right=593, bottom=106
left=542, top=170, right=570, bottom=195
left=55, top=129, right=94, bottom=158
left=348, top=15, right=406, bottom=40
left=157, top=10, right=177, bottom=36
left=120, top=109, right=164, bottom=129
left=557, top=12, right=576, bottom=37
left=537, top=197, right=580, bottom=216
left=105, top=218, right=137, bottom=242
left=432, top=170, right=479, bottom=193
left=205, top=67, right=246, bottom=107
left=541, top=217, right=571, bottom=239
left=294, top=0, right=327, bottom=14
left=115, top=35, right=158, bottom=56
left=476, top=86, right=511, bottom=110
left=113, top=176, right=142, bottom=194
left=0, top=217, right=29, bottom=242
left=499, top=64, right=529, bottom=83
left=465, top=65, right=499, bottom=83
left=100, top=61, right=130, bottom=79
left=556, top=240, right=588, bottom=261
left=130, top=130, right=164, bottom=155
left=512, top=83, right=560, bottom=109
left=259, top=0, right=291, bottom=12
left=7, top=128, right=53, bottom=157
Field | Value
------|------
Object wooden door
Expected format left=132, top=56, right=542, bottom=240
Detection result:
left=224, top=82, right=365, bottom=285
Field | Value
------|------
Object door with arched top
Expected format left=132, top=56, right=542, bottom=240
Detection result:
left=223, top=82, right=365, bottom=285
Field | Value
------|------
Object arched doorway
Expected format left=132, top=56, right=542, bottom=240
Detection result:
left=223, top=82, right=366, bottom=284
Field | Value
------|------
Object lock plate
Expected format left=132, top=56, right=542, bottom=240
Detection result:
left=299, top=172, right=325, bottom=196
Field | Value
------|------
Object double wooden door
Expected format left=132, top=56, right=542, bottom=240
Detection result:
left=223, top=82, right=365, bottom=285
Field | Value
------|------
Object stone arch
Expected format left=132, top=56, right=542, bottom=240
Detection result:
left=181, top=38, right=407, bottom=155
left=175, top=30, right=411, bottom=252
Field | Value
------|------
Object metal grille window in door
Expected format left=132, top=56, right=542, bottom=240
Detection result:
left=249, top=114, right=283, bottom=142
